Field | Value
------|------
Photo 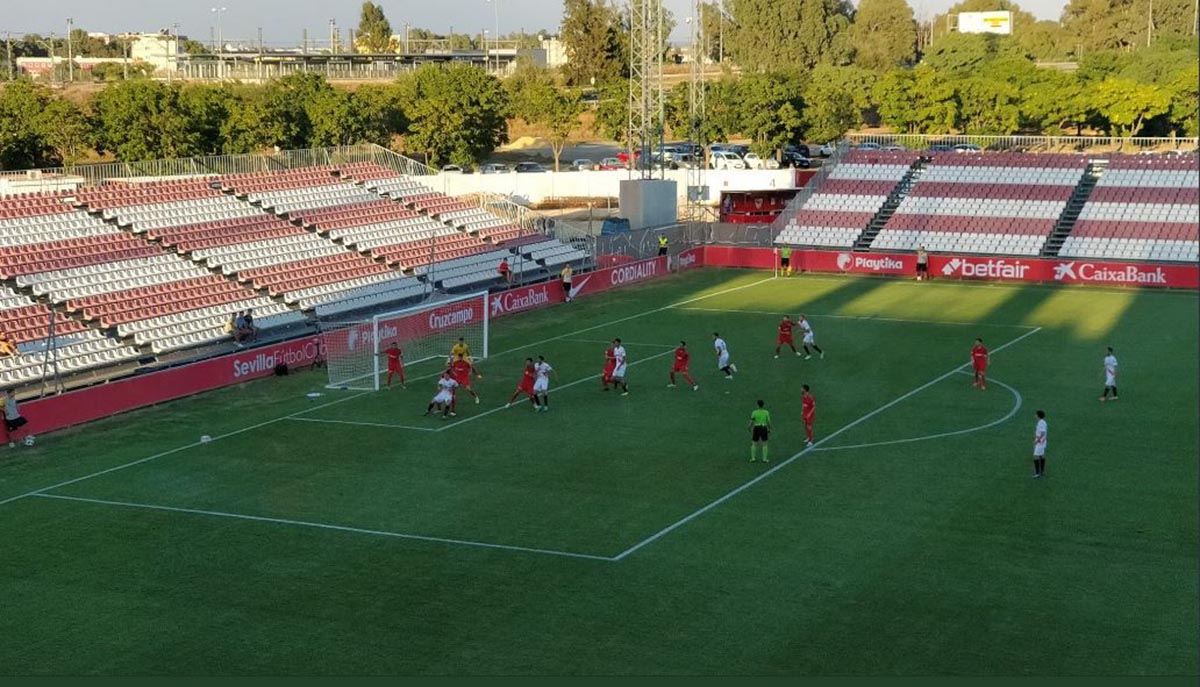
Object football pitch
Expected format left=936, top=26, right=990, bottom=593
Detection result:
left=0, top=268, right=1196, bottom=675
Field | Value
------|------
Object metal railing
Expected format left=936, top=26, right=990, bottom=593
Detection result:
left=768, top=141, right=849, bottom=232
left=0, top=144, right=438, bottom=193
left=845, top=133, right=1199, bottom=153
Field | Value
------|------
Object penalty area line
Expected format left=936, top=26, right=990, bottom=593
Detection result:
left=679, top=306, right=1039, bottom=330
left=32, top=493, right=617, bottom=562
left=610, top=326, right=1041, bottom=561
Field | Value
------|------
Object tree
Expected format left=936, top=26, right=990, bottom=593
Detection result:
left=39, top=97, right=89, bottom=165
left=355, top=84, right=410, bottom=145
left=181, top=39, right=210, bottom=55
left=801, top=65, right=875, bottom=141
left=356, top=2, right=396, bottom=53
left=725, top=0, right=853, bottom=73
left=1063, top=0, right=1195, bottom=53
left=921, top=32, right=1028, bottom=76
left=1021, top=71, right=1091, bottom=134
left=733, top=70, right=805, bottom=158
left=178, top=84, right=237, bottom=155
left=308, top=89, right=371, bottom=147
left=396, top=63, right=508, bottom=166
left=593, top=79, right=632, bottom=147
left=955, top=78, right=1021, bottom=134
left=873, top=65, right=958, bottom=134
left=848, top=0, right=917, bottom=69
left=699, top=1, right=725, bottom=62
left=0, top=80, right=61, bottom=169
left=1165, top=63, right=1199, bottom=136
left=560, top=0, right=627, bottom=86
left=1089, top=78, right=1172, bottom=136
left=90, top=81, right=198, bottom=161
left=507, top=66, right=584, bottom=171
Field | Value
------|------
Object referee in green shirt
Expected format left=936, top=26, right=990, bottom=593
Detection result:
left=749, top=399, right=772, bottom=463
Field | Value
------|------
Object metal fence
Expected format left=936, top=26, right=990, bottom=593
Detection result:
left=846, top=133, right=1199, bottom=153
left=0, top=143, right=440, bottom=193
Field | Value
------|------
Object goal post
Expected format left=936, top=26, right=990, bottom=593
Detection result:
left=320, top=291, right=490, bottom=391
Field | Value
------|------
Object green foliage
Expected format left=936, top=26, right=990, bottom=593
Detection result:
left=801, top=65, right=876, bottom=142
left=397, top=63, right=508, bottom=167
left=699, top=1, right=726, bottom=62
left=507, top=65, right=583, bottom=171
left=181, top=39, right=210, bottom=55
left=922, top=32, right=1029, bottom=76
left=1064, top=0, right=1195, bottom=53
left=177, top=84, right=237, bottom=155
left=0, top=80, right=83, bottom=169
left=90, top=81, right=199, bottom=161
left=848, top=0, right=917, bottom=70
left=725, top=0, right=854, bottom=72
left=560, top=0, right=627, bottom=86
left=1089, top=78, right=1173, bottom=136
left=593, top=80, right=632, bottom=146
left=956, top=78, right=1021, bottom=135
left=356, top=2, right=395, bottom=53
left=734, top=70, right=805, bottom=157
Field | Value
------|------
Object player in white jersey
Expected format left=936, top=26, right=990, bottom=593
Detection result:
left=712, top=332, right=736, bottom=379
left=797, top=315, right=824, bottom=360
left=425, top=372, right=459, bottom=419
left=1032, top=409, right=1047, bottom=478
left=533, top=355, right=558, bottom=411
left=610, top=339, right=629, bottom=396
left=1100, top=346, right=1119, bottom=402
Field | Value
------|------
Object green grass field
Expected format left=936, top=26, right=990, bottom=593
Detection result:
left=0, top=268, right=1196, bottom=675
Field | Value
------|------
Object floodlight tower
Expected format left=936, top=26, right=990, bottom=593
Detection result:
left=627, top=0, right=665, bottom=181
left=685, top=0, right=708, bottom=223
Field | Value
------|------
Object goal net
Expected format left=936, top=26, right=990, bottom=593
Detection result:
left=320, top=291, right=489, bottom=391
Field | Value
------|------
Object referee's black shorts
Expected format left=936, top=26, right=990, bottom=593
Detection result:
left=752, top=426, right=769, bottom=442
left=916, top=262, right=928, bottom=273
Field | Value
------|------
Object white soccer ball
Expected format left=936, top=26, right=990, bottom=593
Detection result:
left=200, top=435, right=212, bottom=443
left=23, top=435, right=35, bottom=446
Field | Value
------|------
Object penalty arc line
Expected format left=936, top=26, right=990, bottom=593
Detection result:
left=0, top=274, right=780, bottom=509
left=610, top=325, right=1042, bottom=561
left=31, top=493, right=616, bottom=562
left=813, top=371, right=1023, bottom=452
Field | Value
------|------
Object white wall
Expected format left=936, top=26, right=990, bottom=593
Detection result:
left=438, top=169, right=797, bottom=207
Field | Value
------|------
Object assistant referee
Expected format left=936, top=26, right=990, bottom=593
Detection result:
left=748, top=399, right=772, bottom=463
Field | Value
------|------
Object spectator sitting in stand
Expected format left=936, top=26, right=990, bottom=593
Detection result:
left=241, top=309, right=259, bottom=343
left=0, top=332, right=19, bottom=358
left=498, top=258, right=513, bottom=284
left=232, top=311, right=248, bottom=347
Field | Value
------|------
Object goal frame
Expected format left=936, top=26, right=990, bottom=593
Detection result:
left=323, top=290, right=490, bottom=392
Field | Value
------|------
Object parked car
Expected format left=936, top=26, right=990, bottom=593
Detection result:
left=480, top=163, right=510, bottom=174
left=952, top=143, right=983, bottom=153
left=785, top=144, right=811, bottom=158
left=818, top=142, right=836, bottom=157
left=856, top=142, right=883, bottom=151
left=882, top=144, right=906, bottom=151
left=742, top=152, right=780, bottom=170
left=710, top=151, right=747, bottom=170
left=571, top=159, right=596, bottom=171
left=515, top=162, right=546, bottom=173
left=927, top=143, right=955, bottom=153
left=599, top=157, right=624, bottom=170
left=441, top=164, right=465, bottom=173
left=781, top=150, right=812, bottom=168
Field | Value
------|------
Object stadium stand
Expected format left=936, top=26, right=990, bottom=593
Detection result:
left=774, top=151, right=920, bottom=248
left=871, top=153, right=1088, bottom=256
left=1060, top=155, right=1200, bottom=263
left=216, top=171, right=425, bottom=310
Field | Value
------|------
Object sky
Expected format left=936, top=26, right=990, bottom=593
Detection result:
left=5, top=0, right=1070, bottom=47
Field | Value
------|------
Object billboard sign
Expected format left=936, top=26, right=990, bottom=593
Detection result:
left=957, top=11, right=1013, bottom=34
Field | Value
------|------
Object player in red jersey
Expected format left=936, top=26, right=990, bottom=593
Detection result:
left=775, top=315, right=800, bottom=358
left=506, top=357, right=540, bottom=409
left=378, top=342, right=405, bottom=388
left=971, top=337, right=989, bottom=390
left=668, top=340, right=699, bottom=391
left=801, top=384, right=816, bottom=446
left=448, top=353, right=481, bottom=405
left=601, top=342, right=617, bottom=391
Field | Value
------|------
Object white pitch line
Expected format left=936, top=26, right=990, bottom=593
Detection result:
left=287, top=417, right=438, bottom=432
left=561, top=338, right=676, bottom=348
left=0, top=391, right=370, bottom=507
left=680, top=306, right=1038, bottom=330
left=0, top=273, right=780, bottom=510
left=814, top=371, right=1023, bottom=452
left=32, top=493, right=616, bottom=562
left=435, top=348, right=678, bottom=432
left=610, top=326, right=1042, bottom=561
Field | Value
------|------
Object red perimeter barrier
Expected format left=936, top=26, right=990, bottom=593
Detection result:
left=15, top=257, right=672, bottom=438
left=692, top=246, right=1199, bottom=289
